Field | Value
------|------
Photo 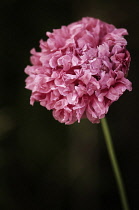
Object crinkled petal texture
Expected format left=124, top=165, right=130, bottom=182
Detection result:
left=25, top=17, right=132, bottom=124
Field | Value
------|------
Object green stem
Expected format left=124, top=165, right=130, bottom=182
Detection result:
left=101, top=117, right=130, bottom=210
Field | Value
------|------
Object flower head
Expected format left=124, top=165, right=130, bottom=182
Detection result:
left=25, top=17, right=132, bottom=124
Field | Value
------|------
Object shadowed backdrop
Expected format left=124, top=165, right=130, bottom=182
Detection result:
left=1, top=0, right=139, bottom=209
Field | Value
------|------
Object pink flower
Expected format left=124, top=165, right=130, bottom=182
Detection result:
left=25, top=17, right=132, bottom=124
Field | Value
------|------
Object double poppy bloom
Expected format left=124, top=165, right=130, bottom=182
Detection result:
left=25, top=17, right=132, bottom=124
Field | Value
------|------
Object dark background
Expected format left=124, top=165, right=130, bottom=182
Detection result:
left=1, top=0, right=139, bottom=209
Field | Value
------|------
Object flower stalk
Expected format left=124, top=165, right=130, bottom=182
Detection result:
left=101, top=117, right=130, bottom=210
